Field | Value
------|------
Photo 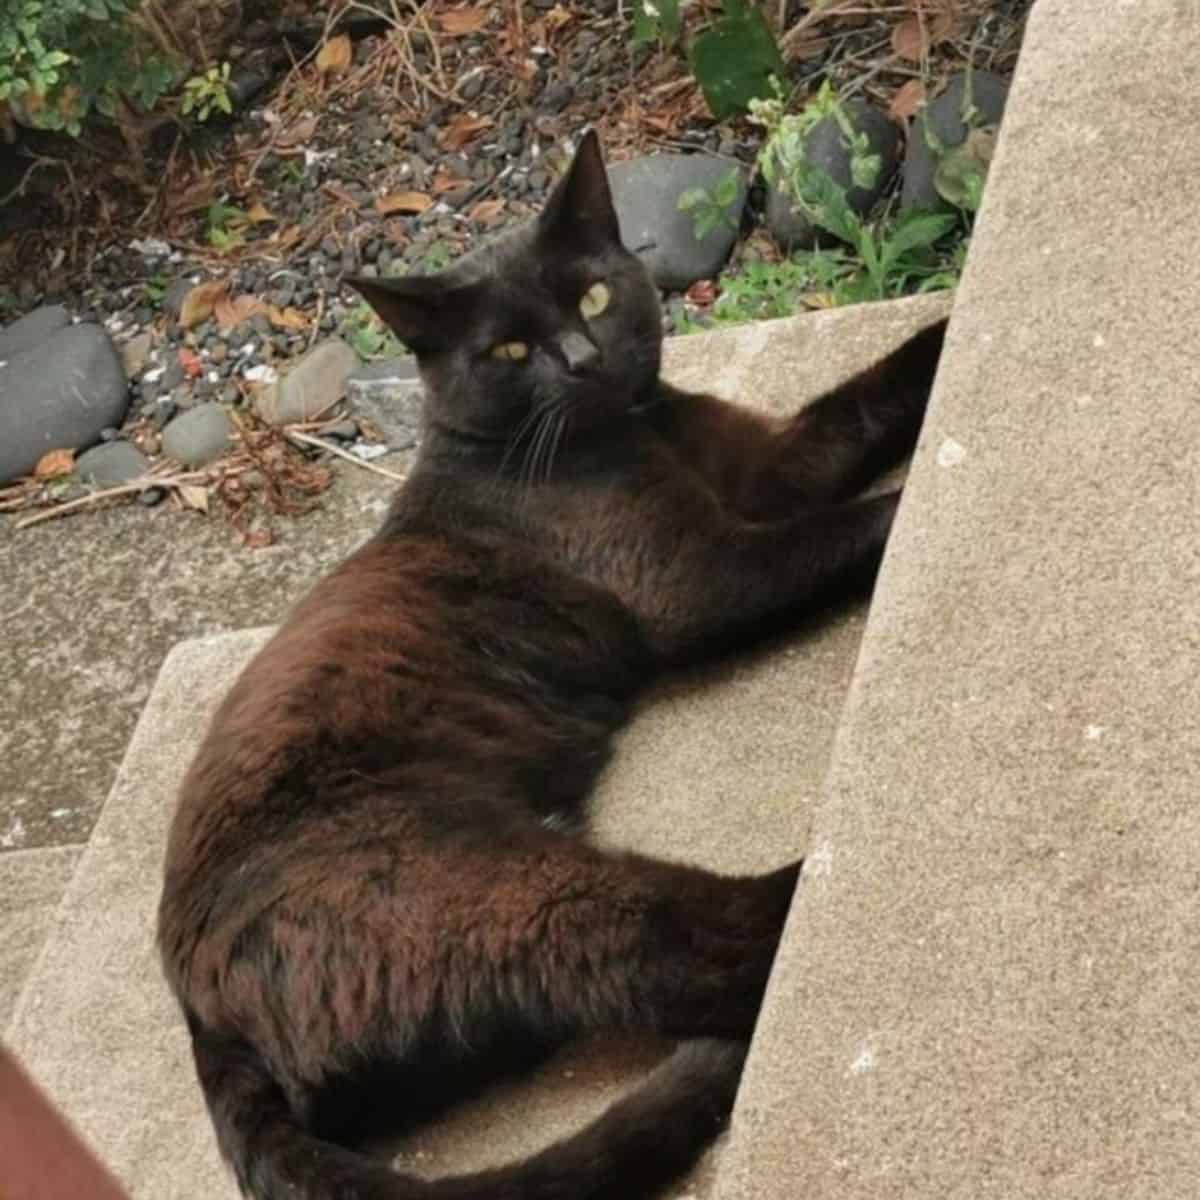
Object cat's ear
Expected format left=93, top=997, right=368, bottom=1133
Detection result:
left=344, top=275, right=479, bottom=355
left=538, top=129, right=622, bottom=251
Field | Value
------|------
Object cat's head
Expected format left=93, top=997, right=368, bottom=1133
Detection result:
left=346, top=131, right=661, bottom=442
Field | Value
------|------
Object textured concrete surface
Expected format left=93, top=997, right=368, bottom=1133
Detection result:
left=5, top=293, right=949, bottom=1199
left=0, top=467, right=397, bottom=852
left=0, top=846, right=81, bottom=1028
left=719, top=4, right=1200, bottom=1197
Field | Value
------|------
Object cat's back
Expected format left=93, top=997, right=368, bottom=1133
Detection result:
left=161, top=484, right=650, bottom=935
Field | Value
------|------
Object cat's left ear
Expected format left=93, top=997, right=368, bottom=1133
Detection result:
left=344, top=274, right=480, bottom=356
left=538, top=129, right=622, bottom=250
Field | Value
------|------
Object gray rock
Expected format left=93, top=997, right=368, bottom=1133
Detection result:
left=608, top=154, right=748, bottom=290
left=75, top=441, right=150, bottom=487
left=765, top=100, right=902, bottom=250
left=0, top=304, right=70, bottom=360
left=161, top=403, right=233, bottom=466
left=901, top=70, right=1011, bottom=211
left=345, top=356, right=424, bottom=451
left=255, top=337, right=360, bottom=426
left=0, top=323, right=129, bottom=484
left=120, top=330, right=154, bottom=378
left=162, top=277, right=197, bottom=320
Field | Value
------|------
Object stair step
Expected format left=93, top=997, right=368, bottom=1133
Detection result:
left=5, top=293, right=949, bottom=1198
left=715, top=4, right=1200, bottom=1196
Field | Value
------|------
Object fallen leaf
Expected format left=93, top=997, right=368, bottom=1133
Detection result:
left=467, top=197, right=505, bottom=224
left=178, top=347, right=204, bottom=379
left=431, top=168, right=470, bottom=195
left=544, top=5, right=573, bottom=31
left=892, top=10, right=959, bottom=61
left=277, top=116, right=318, bottom=148
left=438, top=113, right=494, bottom=151
left=376, top=190, right=433, bottom=215
left=786, top=32, right=828, bottom=62
left=889, top=79, right=927, bottom=122
left=179, top=280, right=228, bottom=329
left=178, top=484, right=210, bottom=514
left=316, top=34, right=353, bottom=75
left=215, top=293, right=268, bottom=331
left=686, top=279, right=717, bottom=305
left=246, top=200, right=276, bottom=224
left=267, top=305, right=309, bottom=330
left=273, top=224, right=303, bottom=249
left=34, top=448, right=74, bottom=479
left=438, top=7, right=488, bottom=35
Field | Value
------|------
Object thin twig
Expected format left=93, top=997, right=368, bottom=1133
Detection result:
left=14, top=471, right=213, bottom=530
left=286, top=431, right=408, bottom=482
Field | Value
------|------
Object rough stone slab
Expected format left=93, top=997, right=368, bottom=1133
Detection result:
left=0, top=845, right=82, bottom=1029
left=718, top=5, right=1200, bottom=1198
left=5, top=293, right=949, bottom=1198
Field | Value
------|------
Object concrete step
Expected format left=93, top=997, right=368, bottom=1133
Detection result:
left=715, top=3, right=1200, bottom=1197
left=3, top=292, right=949, bottom=1199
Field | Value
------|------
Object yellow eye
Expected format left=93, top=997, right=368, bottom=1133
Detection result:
left=579, top=282, right=610, bottom=319
left=490, top=341, right=528, bottom=362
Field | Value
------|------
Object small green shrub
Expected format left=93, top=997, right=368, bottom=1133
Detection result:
left=0, top=0, right=180, bottom=136
left=180, top=61, right=231, bottom=123
left=677, top=168, right=741, bottom=239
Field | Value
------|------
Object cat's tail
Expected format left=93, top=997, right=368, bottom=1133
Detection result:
left=189, top=1017, right=745, bottom=1200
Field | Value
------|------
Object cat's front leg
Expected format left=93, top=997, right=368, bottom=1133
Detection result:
left=656, top=318, right=946, bottom=521
left=628, top=491, right=900, bottom=664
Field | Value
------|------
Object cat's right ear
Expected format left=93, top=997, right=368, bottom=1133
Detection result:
left=344, top=275, right=478, bottom=355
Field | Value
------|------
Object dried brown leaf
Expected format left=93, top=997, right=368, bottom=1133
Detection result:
left=467, top=197, right=505, bottom=224
left=316, top=34, right=353, bottom=75
left=214, top=293, right=268, bottom=332
left=438, top=7, right=488, bottom=35
left=273, top=224, right=303, bottom=249
left=178, top=484, right=210, bottom=514
left=889, top=78, right=927, bottom=122
left=438, top=113, right=494, bottom=151
left=375, top=190, right=433, bottom=215
left=431, top=168, right=470, bottom=195
left=179, top=280, right=227, bottom=329
left=267, top=305, right=309, bottom=331
left=34, top=448, right=74, bottom=479
left=246, top=200, right=276, bottom=224
left=277, top=116, right=318, bottom=148
left=892, top=10, right=959, bottom=61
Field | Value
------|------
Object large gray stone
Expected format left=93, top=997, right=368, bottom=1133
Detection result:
left=901, top=69, right=1010, bottom=211
left=76, top=441, right=150, bottom=487
left=0, top=304, right=70, bottom=360
left=0, top=323, right=129, bottom=483
left=718, top=5, right=1200, bottom=1197
left=610, top=154, right=748, bottom=290
left=766, top=100, right=901, bottom=250
left=161, top=403, right=232, bottom=467
left=255, top=337, right=360, bottom=426
left=345, top=356, right=424, bottom=451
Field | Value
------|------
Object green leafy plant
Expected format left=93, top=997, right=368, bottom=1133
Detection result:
left=688, top=0, right=784, bottom=119
left=180, top=61, right=231, bottom=122
left=631, top=0, right=681, bottom=48
left=625, top=0, right=782, bottom=120
left=205, top=200, right=249, bottom=251
left=142, top=271, right=168, bottom=306
left=339, top=301, right=406, bottom=361
left=677, top=168, right=741, bottom=240
left=0, top=0, right=181, bottom=137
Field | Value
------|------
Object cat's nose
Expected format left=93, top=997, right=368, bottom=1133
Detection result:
left=558, top=330, right=600, bottom=375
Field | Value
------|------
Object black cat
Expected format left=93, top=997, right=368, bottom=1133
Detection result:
left=158, top=129, right=946, bottom=1200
